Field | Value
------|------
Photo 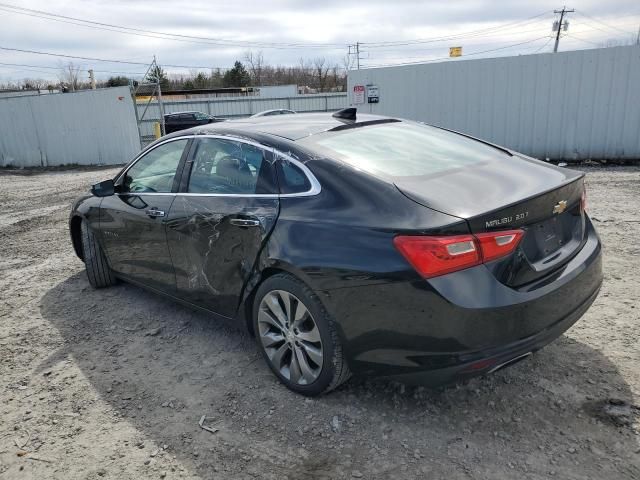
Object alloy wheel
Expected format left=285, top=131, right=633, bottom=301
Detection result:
left=257, top=289, right=323, bottom=385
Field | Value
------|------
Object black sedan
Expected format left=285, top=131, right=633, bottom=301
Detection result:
left=69, top=108, right=602, bottom=396
left=163, top=111, right=226, bottom=134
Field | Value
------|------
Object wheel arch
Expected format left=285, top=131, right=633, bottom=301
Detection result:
left=239, top=261, right=321, bottom=336
left=70, top=215, right=84, bottom=261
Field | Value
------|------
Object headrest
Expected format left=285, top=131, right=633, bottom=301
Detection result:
left=217, top=156, right=242, bottom=179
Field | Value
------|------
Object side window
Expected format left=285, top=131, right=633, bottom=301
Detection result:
left=187, top=138, right=277, bottom=194
left=123, top=139, right=187, bottom=193
left=276, top=157, right=312, bottom=194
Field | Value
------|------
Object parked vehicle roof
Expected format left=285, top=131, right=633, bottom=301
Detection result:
left=164, top=111, right=206, bottom=117
left=250, top=109, right=297, bottom=118
left=175, top=112, right=395, bottom=141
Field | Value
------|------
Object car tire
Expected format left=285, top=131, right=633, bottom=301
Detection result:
left=81, top=220, right=117, bottom=288
left=253, top=273, right=351, bottom=396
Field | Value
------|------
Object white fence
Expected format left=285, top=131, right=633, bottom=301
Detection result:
left=0, top=87, right=140, bottom=167
left=0, top=89, right=348, bottom=166
left=138, top=93, right=348, bottom=141
left=348, top=45, right=640, bottom=161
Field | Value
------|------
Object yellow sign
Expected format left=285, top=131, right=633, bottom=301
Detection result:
left=449, top=47, right=462, bottom=57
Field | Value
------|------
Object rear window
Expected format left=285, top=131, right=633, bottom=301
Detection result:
left=276, top=157, right=311, bottom=194
left=304, top=122, right=504, bottom=178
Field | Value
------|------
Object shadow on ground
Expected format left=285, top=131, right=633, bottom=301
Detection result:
left=39, top=272, right=639, bottom=479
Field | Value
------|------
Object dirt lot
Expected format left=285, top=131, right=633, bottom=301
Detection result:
left=0, top=165, right=639, bottom=480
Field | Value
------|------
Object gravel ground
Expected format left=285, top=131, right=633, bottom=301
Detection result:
left=0, top=166, right=639, bottom=480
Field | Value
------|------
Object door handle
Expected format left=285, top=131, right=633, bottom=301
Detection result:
left=145, top=208, right=166, bottom=218
left=230, top=218, right=260, bottom=227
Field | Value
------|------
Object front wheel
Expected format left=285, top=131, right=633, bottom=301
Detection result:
left=253, top=273, right=351, bottom=396
left=81, top=220, right=117, bottom=288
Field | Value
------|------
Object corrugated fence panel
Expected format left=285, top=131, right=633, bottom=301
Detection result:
left=136, top=94, right=348, bottom=144
left=0, top=87, right=139, bottom=167
left=137, top=93, right=348, bottom=122
left=348, top=46, right=640, bottom=160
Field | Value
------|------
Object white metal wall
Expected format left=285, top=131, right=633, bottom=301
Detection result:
left=0, top=87, right=140, bottom=167
left=256, top=84, right=298, bottom=97
left=348, top=46, right=640, bottom=160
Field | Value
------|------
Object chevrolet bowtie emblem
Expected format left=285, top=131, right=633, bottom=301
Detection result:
left=553, top=200, right=568, bottom=214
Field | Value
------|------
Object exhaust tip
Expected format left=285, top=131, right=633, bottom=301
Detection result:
left=488, top=352, right=532, bottom=374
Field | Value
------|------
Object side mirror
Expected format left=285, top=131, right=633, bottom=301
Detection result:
left=91, top=179, right=115, bottom=197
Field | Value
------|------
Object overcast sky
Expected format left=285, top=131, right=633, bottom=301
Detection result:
left=1, top=0, right=639, bottom=83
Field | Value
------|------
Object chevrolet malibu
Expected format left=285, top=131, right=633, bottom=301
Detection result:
left=69, top=108, right=602, bottom=396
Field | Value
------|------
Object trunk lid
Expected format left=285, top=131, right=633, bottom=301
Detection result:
left=395, top=155, right=586, bottom=287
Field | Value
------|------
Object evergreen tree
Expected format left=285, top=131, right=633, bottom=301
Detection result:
left=223, top=61, right=250, bottom=88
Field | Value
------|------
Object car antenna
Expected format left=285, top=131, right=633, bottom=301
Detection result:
left=332, top=107, right=357, bottom=123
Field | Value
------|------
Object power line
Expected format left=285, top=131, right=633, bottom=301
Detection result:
left=364, top=36, right=550, bottom=68
left=0, top=2, right=347, bottom=50
left=367, top=28, right=554, bottom=60
left=570, top=18, right=635, bottom=38
left=0, top=61, right=147, bottom=76
left=563, top=34, right=601, bottom=47
left=366, top=35, right=555, bottom=62
left=575, top=10, right=637, bottom=35
left=0, top=65, right=58, bottom=76
left=0, top=46, right=230, bottom=70
left=0, top=46, right=348, bottom=76
left=0, top=2, right=558, bottom=51
left=533, top=37, right=554, bottom=53
left=361, top=11, right=554, bottom=47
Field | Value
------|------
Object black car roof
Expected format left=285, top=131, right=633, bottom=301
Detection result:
left=164, top=111, right=203, bottom=116
left=183, top=112, right=395, bottom=141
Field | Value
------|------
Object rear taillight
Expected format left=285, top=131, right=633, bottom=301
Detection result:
left=393, top=235, right=481, bottom=278
left=394, top=229, right=524, bottom=278
left=474, top=230, right=524, bottom=263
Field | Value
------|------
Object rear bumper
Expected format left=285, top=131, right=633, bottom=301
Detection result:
left=324, top=217, right=603, bottom=383
left=386, top=283, right=600, bottom=386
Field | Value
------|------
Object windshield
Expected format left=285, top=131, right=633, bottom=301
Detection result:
left=304, top=122, right=506, bottom=178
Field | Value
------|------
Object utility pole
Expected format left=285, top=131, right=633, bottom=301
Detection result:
left=88, top=69, right=96, bottom=90
left=348, top=43, right=362, bottom=70
left=553, top=6, right=574, bottom=53
left=154, top=56, right=166, bottom=136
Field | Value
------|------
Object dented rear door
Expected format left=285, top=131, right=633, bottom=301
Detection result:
left=165, top=137, right=279, bottom=318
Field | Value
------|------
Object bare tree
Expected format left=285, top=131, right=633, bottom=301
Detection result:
left=330, top=65, right=343, bottom=92
left=342, top=53, right=355, bottom=72
left=244, top=50, right=265, bottom=86
left=598, top=36, right=637, bottom=48
left=314, top=57, right=330, bottom=92
left=22, top=78, right=47, bottom=91
left=58, top=61, right=81, bottom=92
left=297, top=57, right=312, bottom=88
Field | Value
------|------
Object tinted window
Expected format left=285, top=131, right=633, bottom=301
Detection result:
left=277, top=157, right=311, bottom=194
left=123, top=139, right=187, bottom=193
left=306, top=122, right=503, bottom=178
left=187, top=138, right=276, bottom=194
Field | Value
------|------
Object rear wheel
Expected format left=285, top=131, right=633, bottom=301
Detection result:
left=81, top=220, right=117, bottom=288
left=253, top=273, right=351, bottom=396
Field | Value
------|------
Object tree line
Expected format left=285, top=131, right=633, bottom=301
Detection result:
left=1, top=52, right=350, bottom=93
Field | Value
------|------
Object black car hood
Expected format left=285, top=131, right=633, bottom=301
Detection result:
left=393, top=154, right=583, bottom=220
